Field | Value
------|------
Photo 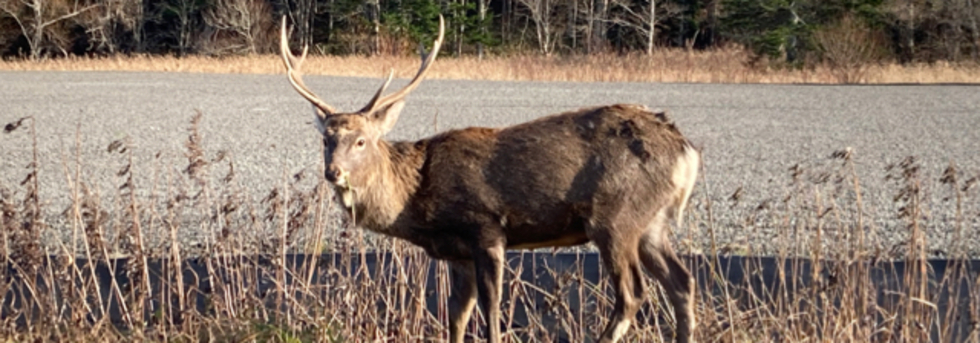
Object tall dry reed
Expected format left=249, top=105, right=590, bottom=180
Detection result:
left=1, top=113, right=978, bottom=342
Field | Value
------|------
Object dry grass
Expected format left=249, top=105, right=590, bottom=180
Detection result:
left=3, top=48, right=980, bottom=84
left=3, top=108, right=980, bottom=343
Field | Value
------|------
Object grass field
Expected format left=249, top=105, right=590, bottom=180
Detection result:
left=3, top=48, right=980, bottom=84
left=2, top=105, right=978, bottom=342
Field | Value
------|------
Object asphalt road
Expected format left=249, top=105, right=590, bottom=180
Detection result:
left=1, top=71, right=978, bottom=257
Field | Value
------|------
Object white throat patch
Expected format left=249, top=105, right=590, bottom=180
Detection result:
left=340, top=188, right=355, bottom=209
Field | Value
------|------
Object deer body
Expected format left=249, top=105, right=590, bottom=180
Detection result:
left=280, top=16, right=698, bottom=343
left=354, top=105, right=689, bottom=259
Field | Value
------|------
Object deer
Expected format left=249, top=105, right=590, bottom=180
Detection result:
left=279, top=15, right=699, bottom=343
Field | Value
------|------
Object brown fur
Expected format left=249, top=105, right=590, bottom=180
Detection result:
left=281, top=16, right=697, bottom=342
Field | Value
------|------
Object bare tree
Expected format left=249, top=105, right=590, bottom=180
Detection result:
left=814, top=15, right=883, bottom=83
left=0, top=13, right=17, bottom=48
left=609, top=0, right=680, bottom=54
left=906, top=0, right=919, bottom=58
left=885, top=0, right=929, bottom=61
left=937, top=0, right=961, bottom=60
left=567, top=0, right=577, bottom=49
left=280, top=15, right=699, bottom=343
left=455, top=0, right=465, bottom=56
left=501, top=0, right=512, bottom=44
left=476, top=0, right=488, bottom=58
left=153, top=0, right=204, bottom=55
left=967, top=0, right=980, bottom=60
left=203, top=0, right=273, bottom=54
left=609, top=0, right=656, bottom=54
left=592, top=0, right=608, bottom=52
left=368, top=0, right=379, bottom=55
left=516, top=0, right=559, bottom=54
left=927, top=0, right=980, bottom=61
left=75, top=0, right=143, bottom=54
left=0, top=0, right=97, bottom=59
left=705, top=0, right=718, bottom=46
left=278, top=0, right=315, bottom=48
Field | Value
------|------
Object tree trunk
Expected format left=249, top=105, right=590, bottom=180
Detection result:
left=585, top=0, right=593, bottom=53
left=647, top=0, right=656, bottom=55
left=372, top=0, right=380, bottom=55
left=477, top=0, right=487, bottom=58
left=592, top=0, right=607, bottom=52
left=543, top=0, right=551, bottom=54
left=325, top=0, right=334, bottom=48
left=285, top=0, right=315, bottom=49
left=134, top=0, right=145, bottom=52
left=706, top=0, right=717, bottom=47
left=176, top=0, right=194, bottom=55
left=968, top=0, right=980, bottom=61
left=568, top=0, right=576, bottom=51
left=502, top=0, right=510, bottom=45
left=31, top=0, right=43, bottom=60
left=458, top=0, right=466, bottom=56
left=534, top=1, right=545, bottom=54
left=939, top=0, right=958, bottom=61
left=906, top=0, right=916, bottom=61
left=518, top=0, right=553, bottom=54
left=304, top=0, right=315, bottom=48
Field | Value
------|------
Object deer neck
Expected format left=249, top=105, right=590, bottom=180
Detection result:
left=347, top=140, right=424, bottom=236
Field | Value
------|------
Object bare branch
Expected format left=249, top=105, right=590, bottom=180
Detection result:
left=38, top=4, right=97, bottom=30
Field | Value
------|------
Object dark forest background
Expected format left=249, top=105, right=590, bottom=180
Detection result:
left=1, top=0, right=978, bottom=67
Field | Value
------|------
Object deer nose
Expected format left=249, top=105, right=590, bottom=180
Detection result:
left=325, top=165, right=345, bottom=184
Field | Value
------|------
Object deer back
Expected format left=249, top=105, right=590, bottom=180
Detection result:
left=394, top=104, right=694, bottom=258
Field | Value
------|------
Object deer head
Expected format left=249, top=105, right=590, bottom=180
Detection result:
left=279, top=16, right=444, bottom=194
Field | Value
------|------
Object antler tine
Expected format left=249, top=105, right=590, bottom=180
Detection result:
left=364, top=15, right=445, bottom=113
left=279, top=16, right=336, bottom=116
left=359, top=68, right=395, bottom=113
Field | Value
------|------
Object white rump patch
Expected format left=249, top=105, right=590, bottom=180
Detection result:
left=669, top=145, right=700, bottom=227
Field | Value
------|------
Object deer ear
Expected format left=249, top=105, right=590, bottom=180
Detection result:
left=312, top=106, right=328, bottom=135
left=371, top=100, right=405, bottom=134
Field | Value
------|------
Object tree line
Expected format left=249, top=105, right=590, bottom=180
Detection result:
left=1, top=0, right=978, bottom=66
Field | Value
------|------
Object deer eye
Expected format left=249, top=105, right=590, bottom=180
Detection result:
left=355, top=138, right=367, bottom=148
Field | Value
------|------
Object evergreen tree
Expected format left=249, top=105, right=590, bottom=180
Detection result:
left=720, top=0, right=886, bottom=65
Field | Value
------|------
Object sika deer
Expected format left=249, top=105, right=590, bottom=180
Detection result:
left=280, top=16, right=699, bottom=343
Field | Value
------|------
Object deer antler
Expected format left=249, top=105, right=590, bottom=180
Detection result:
left=362, top=69, right=395, bottom=112
left=280, top=17, right=337, bottom=117
left=359, top=15, right=445, bottom=114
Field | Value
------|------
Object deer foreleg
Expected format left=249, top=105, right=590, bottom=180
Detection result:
left=474, top=244, right=505, bottom=343
left=448, top=261, right=477, bottom=343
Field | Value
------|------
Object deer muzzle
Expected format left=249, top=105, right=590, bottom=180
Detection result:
left=324, top=164, right=347, bottom=185
left=325, top=165, right=355, bottom=209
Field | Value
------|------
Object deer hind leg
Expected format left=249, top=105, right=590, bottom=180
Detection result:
left=591, top=226, right=647, bottom=343
left=448, top=261, right=477, bottom=343
left=639, top=209, right=695, bottom=343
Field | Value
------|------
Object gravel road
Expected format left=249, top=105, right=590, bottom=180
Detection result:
left=1, top=71, right=978, bottom=257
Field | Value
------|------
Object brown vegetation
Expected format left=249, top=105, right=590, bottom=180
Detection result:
left=2, top=105, right=978, bottom=342
left=3, top=47, right=980, bottom=84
